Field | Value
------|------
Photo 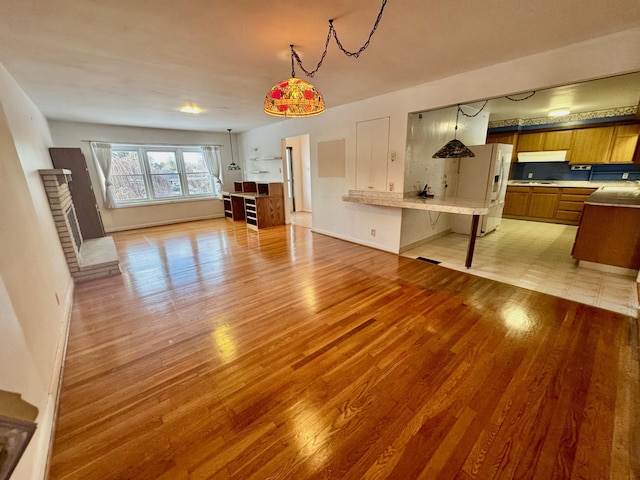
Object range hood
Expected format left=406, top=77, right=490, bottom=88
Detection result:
left=517, top=151, right=567, bottom=163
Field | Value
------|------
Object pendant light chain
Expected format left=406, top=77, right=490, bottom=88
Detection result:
left=290, top=0, right=389, bottom=79
left=455, top=91, right=536, bottom=119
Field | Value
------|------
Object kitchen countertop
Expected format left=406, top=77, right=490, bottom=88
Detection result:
left=508, top=180, right=638, bottom=188
left=342, top=190, right=496, bottom=268
left=342, top=190, right=495, bottom=215
left=585, top=186, right=640, bottom=208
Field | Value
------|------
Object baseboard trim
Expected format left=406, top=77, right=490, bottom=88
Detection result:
left=399, top=229, right=451, bottom=253
left=310, top=228, right=398, bottom=254
left=104, top=214, right=224, bottom=233
left=41, top=276, right=75, bottom=479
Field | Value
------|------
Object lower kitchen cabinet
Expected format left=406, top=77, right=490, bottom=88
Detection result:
left=572, top=203, right=640, bottom=269
left=503, top=187, right=529, bottom=216
left=527, top=188, right=560, bottom=219
left=555, top=188, right=597, bottom=223
left=503, top=186, right=596, bottom=225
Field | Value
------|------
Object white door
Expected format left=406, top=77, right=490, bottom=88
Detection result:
left=356, top=117, right=389, bottom=191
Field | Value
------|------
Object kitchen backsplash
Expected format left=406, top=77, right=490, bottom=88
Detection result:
left=512, top=162, right=640, bottom=181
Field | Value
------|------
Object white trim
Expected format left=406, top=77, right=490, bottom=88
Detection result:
left=104, top=213, right=225, bottom=232
left=310, top=227, right=399, bottom=254
left=38, top=276, right=74, bottom=480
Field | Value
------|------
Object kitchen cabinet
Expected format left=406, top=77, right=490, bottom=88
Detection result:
left=503, top=186, right=529, bottom=216
left=569, top=126, right=615, bottom=164
left=572, top=203, right=640, bottom=269
left=609, top=124, right=640, bottom=163
left=527, top=187, right=560, bottom=219
left=541, top=130, right=573, bottom=152
left=503, top=185, right=596, bottom=225
left=516, top=130, right=573, bottom=154
left=49, top=147, right=105, bottom=239
left=486, top=132, right=518, bottom=162
left=555, top=188, right=597, bottom=224
left=515, top=132, right=544, bottom=152
left=502, top=122, right=639, bottom=165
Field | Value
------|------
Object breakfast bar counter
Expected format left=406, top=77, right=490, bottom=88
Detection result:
left=343, top=190, right=497, bottom=268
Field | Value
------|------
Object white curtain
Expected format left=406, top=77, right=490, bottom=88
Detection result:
left=90, top=142, right=116, bottom=208
left=202, top=145, right=223, bottom=198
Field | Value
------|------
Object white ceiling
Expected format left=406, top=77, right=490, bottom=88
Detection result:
left=1, top=0, right=639, bottom=133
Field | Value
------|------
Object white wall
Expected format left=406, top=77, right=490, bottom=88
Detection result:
left=0, top=63, right=73, bottom=480
left=239, top=27, right=640, bottom=254
left=48, top=121, right=242, bottom=232
left=399, top=106, right=489, bottom=250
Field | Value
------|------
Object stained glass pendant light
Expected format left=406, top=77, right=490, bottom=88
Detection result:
left=264, top=1, right=389, bottom=118
left=264, top=46, right=325, bottom=118
left=264, top=77, right=325, bottom=118
left=432, top=105, right=475, bottom=158
left=226, top=129, right=241, bottom=170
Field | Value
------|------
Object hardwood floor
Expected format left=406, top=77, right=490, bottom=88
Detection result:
left=49, top=219, right=640, bottom=479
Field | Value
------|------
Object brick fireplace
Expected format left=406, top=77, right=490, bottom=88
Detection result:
left=39, top=169, right=120, bottom=282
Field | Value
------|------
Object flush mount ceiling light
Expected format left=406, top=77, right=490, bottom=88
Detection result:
left=226, top=129, right=241, bottom=171
left=548, top=108, right=571, bottom=117
left=264, top=0, right=389, bottom=118
left=178, top=103, right=205, bottom=114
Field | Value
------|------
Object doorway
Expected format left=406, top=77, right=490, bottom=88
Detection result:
left=284, top=134, right=312, bottom=225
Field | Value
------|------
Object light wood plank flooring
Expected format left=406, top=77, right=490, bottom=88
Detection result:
left=49, top=219, right=640, bottom=479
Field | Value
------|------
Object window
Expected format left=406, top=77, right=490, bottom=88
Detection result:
left=109, top=145, right=221, bottom=206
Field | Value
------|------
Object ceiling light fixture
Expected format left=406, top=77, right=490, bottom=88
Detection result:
left=179, top=103, right=205, bottom=114
left=548, top=108, right=571, bottom=117
left=431, top=92, right=535, bottom=158
left=264, top=0, right=389, bottom=118
left=433, top=104, right=478, bottom=158
left=226, top=129, right=241, bottom=171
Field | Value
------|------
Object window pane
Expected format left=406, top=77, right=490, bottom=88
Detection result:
left=186, top=173, right=213, bottom=195
left=183, top=151, right=207, bottom=173
left=110, top=150, right=149, bottom=201
left=111, top=175, right=148, bottom=200
left=112, top=150, right=143, bottom=174
left=147, top=151, right=182, bottom=197
left=151, top=174, right=183, bottom=197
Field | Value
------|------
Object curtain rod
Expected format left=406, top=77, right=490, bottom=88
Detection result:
left=81, top=140, right=224, bottom=147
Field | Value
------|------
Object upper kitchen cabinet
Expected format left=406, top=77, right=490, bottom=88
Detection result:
left=516, top=130, right=573, bottom=158
left=540, top=130, right=573, bottom=151
left=609, top=124, right=640, bottom=163
left=486, top=132, right=518, bottom=162
left=515, top=132, right=544, bottom=152
left=569, top=125, right=639, bottom=164
left=569, top=126, right=615, bottom=164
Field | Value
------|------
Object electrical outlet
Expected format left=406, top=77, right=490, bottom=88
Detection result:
left=622, top=172, right=629, bottom=179
left=370, top=229, right=376, bottom=237
left=389, top=151, right=396, bottom=162
left=527, top=172, right=533, bottom=179
left=389, top=182, right=394, bottom=191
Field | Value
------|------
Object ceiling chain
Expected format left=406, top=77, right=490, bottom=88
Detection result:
left=290, top=0, right=389, bottom=78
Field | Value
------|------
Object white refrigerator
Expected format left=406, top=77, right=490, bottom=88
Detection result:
left=451, top=143, right=512, bottom=236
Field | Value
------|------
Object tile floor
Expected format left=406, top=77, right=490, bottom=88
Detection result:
left=402, top=218, right=639, bottom=317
